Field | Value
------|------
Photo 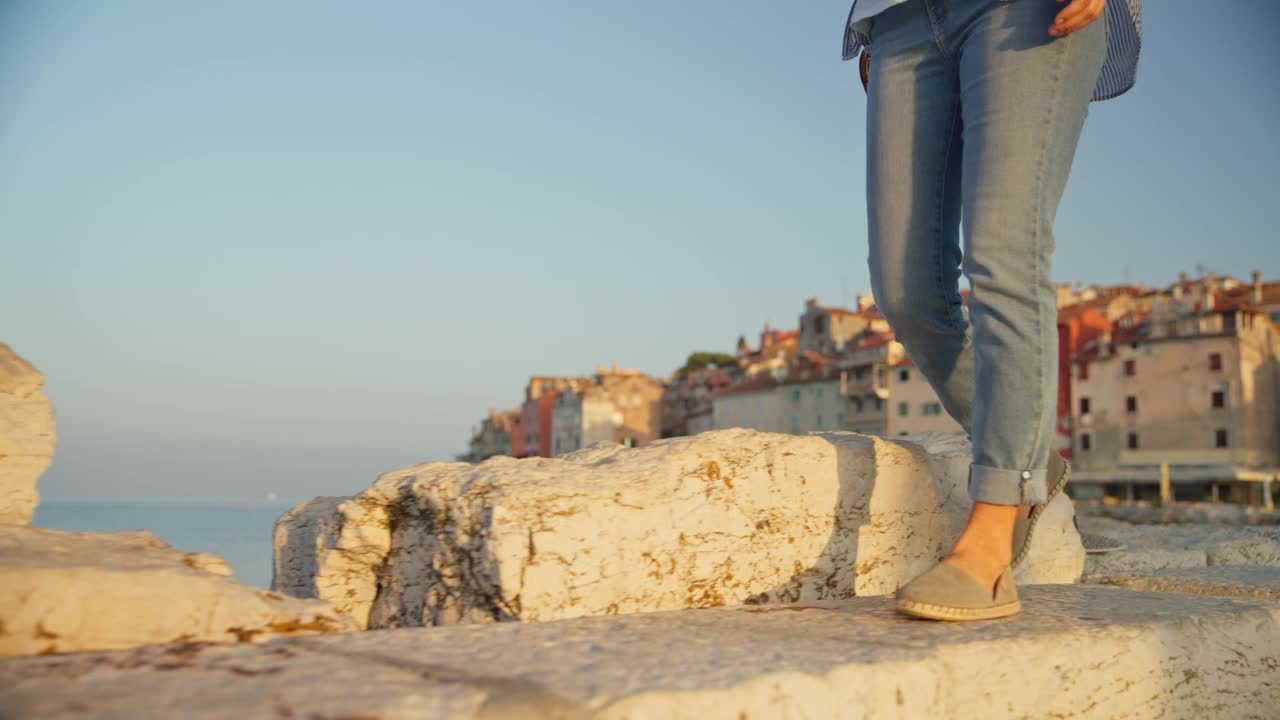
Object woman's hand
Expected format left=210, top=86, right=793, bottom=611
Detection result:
left=1050, top=0, right=1104, bottom=37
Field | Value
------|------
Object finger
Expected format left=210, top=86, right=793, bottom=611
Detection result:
left=1051, top=0, right=1103, bottom=35
left=1052, top=0, right=1097, bottom=29
left=1054, top=0, right=1103, bottom=29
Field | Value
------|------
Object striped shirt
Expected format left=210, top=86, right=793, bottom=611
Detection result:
left=842, top=0, right=1142, bottom=101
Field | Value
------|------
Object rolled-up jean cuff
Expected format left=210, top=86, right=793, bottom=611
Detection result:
left=968, top=463, right=1048, bottom=506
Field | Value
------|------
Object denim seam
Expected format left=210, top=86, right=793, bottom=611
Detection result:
left=1023, top=33, right=1073, bottom=501
left=935, top=93, right=962, bottom=335
left=923, top=0, right=951, bottom=59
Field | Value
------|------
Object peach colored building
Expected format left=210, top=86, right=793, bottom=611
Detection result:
left=550, top=365, right=664, bottom=455
left=797, top=296, right=889, bottom=356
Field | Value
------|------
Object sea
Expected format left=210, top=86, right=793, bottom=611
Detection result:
left=33, top=497, right=304, bottom=588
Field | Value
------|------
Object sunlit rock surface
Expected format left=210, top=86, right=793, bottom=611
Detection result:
left=0, top=525, right=357, bottom=657
left=0, top=343, right=55, bottom=525
left=1079, top=516, right=1280, bottom=576
left=2, top=585, right=1276, bottom=719
left=274, top=429, right=1084, bottom=628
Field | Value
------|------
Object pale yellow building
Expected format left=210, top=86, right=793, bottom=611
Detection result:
left=884, top=360, right=965, bottom=436
left=1071, top=297, right=1280, bottom=502
left=797, top=296, right=889, bottom=356
left=551, top=365, right=665, bottom=455
left=778, top=373, right=848, bottom=434
left=712, top=376, right=783, bottom=432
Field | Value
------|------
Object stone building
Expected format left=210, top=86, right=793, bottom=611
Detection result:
left=797, top=296, right=888, bottom=356
left=551, top=385, right=616, bottom=456
left=737, top=324, right=798, bottom=379
left=1056, top=291, right=1139, bottom=458
left=660, top=365, right=737, bottom=439
left=549, top=365, right=664, bottom=456
left=1070, top=279, right=1280, bottom=503
left=840, top=333, right=903, bottom=435
left=711, top=376, right=782, bottom=433
left=520, top=376, right=590, bottom=458
left=777, top=371, right=847, bottom=434
left=462, top=408, right=519, bottom=462
left=883, top=359, right=965, bottom=436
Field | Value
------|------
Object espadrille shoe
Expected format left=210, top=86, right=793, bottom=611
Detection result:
left=1010, top=451, right=1071, bottom=569
left=895, top=564, right=1021, bottom=621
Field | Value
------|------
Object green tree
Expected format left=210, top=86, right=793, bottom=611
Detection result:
left=682, top=351, right=735, bottom=373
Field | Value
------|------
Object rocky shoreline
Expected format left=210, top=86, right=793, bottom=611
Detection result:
left=2, top=342, right=1278, bottom=719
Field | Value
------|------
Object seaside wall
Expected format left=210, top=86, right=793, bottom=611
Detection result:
left=274, top=429, right=1085, bottom=628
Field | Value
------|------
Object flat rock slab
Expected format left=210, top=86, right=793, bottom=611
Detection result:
left=3, top=585, right=1277, bottom=720
left=1087, top=565, right=1280, bottom=601
left=0, top=526, right=357, bottom=656
left=1078, top=516, right=1280, bottom=576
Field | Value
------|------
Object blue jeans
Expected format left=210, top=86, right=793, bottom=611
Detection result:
left=864, top=0, right=1105, bottom=506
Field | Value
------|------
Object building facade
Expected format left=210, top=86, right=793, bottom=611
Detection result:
left=1070, top=286, right=1280, bottom=500
left=711, top=376, right=783, bottom=432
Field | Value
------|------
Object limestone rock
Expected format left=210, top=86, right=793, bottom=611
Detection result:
left=274, top=429, right=1083, bottom=628
left=0, top=525, right=357, bottom=657
left=1079, top=516, right=1280, bottom=577
left=0, top=343, right=56, bottom=525
left=1, top=585, right=1277, bottom=719
left=1087, top=565, right=1280, bottom=601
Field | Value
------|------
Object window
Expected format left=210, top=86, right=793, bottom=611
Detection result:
left=790, top=415, right=799, bottom=432
left=923, top=403, right=942, bottom=416
left=815, top=316, right=825, bottom=334
left=1080, top=433, right=1092, bottom=451
left=874, top=397, right=884, bottom=411
left=816, top=414, right=824, bottom=428
left=1215, top=428, right=1229, bottom=447
left=1209, top=353, right=1222, bottom=372
left=1212, top=390, right=1225, bottom=409
left=1127, top=432, right=1139, bottom=450
left=1126, top=396, right=1137, bottom=413
left=853, top=398, right=864, bottom=413
left=1123, top=359, right=1136, bottom=376
left=1078, top=362, right=1089, bottom=380
left=791, top=389, right=801, bottom=402
left=815, top=387, right=824, bottom=399
left=898, top=402, right=909, bottom=416
left=836, top=411, right=845, bottom=426
left=899, top=369, right=910, bottom=382
left=1079, top=397, right=1091, bottom=415
left=1224, top=313, right=1237, bottom=331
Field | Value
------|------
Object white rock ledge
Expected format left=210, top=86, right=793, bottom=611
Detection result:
left=273, top=429, right=1085, bottom=628
left=1, top=585, right=1276, bottom=719
left=0, top=526, right=358, bottom=656
left=0, top=343, right=56, bottom=526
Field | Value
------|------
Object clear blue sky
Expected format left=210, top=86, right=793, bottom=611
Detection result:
left=3, top=1, right=1277, bottom=499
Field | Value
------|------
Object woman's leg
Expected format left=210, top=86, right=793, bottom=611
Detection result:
left=866, top=2, right=973, bottom=432
left=941, top=0, right=1106, bottom=587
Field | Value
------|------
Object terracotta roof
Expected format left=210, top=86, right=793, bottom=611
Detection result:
left=1209, top=293, right=1266, bottom=314
left=852, top=333, right=895, bottom=350
left=779, top=369, right=842, bottom=386
left=713, top=376, right=780, bottom=397
left=799, top=351, right=839, bottom=365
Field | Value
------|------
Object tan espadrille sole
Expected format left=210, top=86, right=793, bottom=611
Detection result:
left=895, top=598, right=1022, bottom=622
left=1010, top=454, right=1072, bottom=569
